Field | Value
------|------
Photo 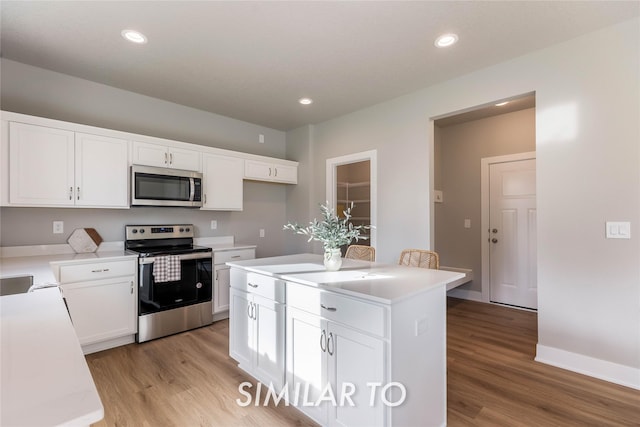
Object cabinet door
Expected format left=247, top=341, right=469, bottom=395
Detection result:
left=9, top=122, right=75, bottom=206
left=286, top=307, right=327, bottom=425
left=202, top=154, right=243, bottom=210
left=132, top=140, right=169, bottom=168
left=61, top=276, right=136, bottom=346
left=167, top=146, right=201, bottom=171
left=213, top=265, right=231, bottom=314
left=244, top=160, right=273, bottom=181
left=229, top=288, right=253, bottom=369
left=75, top=132, right=129, bottom=208
left=253, top=294, right=285, bottom=390
left=272, top=164, right=297, bottom=184
left=328, top=323, right=385, bottom=427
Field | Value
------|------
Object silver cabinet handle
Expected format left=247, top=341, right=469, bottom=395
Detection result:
left=170, top=153, right=173, bottom=164
left=274, top=168, right=278, bottom=177
left=268, top=167, right=272, bottom=176
left=248, top=283, right=259, bottom=288
left=251, top=302, right=257, bottom=320
left=231, top=255, right=241, bottom=259
left=204, top=194, right=207, bottom=204
left=320, top=329, right=327, bottom=352
left=247, top=302, right=252, bottom=319
left=91, top=268, right=110, bottom=273
left=327, top=332, right=335, bottom=356
left=321, top=304, right=337, bottom=312
left=130, top=281, right=134, bottom=294
left=69, top=186, right=73, bottom=200
left=77, top=186, right=80, bottom=200
left=164, top=152, right=168, bottom=164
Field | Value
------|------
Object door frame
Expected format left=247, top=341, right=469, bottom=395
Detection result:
left=326, top=150, right=378, bottom=249
left=480, top=151, right=536, bottom=303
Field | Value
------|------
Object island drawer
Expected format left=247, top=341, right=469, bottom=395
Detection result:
left=58, top=259, right=136, bottom=283
left=286, top=283, right=386, bottom=337
left=214, top=248, right=255, bottom=265
left=243, top=272, right=285, bottom=303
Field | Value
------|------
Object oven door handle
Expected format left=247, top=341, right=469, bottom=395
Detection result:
left=139, top=252, right=212, bottom=264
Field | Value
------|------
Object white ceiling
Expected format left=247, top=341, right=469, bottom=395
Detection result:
left=1, top=1, right=638, bottom=131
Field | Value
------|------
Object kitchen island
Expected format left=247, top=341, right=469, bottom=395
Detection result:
left=1, top=287, right=104, bottom=426
left=227, top=254, right=464, bottom=427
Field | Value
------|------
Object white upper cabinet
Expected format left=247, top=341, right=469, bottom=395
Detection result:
left=244, top=159, right=297, bottom=184
left=75, top=132, right=128, bottom=207
left=132, top=140, right=201, bottom=172
left=9, top=122, right=75, bottom=206
left=201, top=153, right=243, bottom=211
left=8, top=122, right=128, bottom=208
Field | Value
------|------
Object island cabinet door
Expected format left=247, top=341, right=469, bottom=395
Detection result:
left=327, top=322, right=385, bottom=427
left=229, top=288, right=253, bottom=369
left=286, top=307, right=328, bottom=425
left=252, top=294, right=285, bottom=390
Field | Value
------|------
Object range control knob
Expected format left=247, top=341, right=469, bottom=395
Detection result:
left=132, top=229, right=138, bottom=234
left=139, top=229, right=145, bottom=234
left=185, top=227, right=191, bottom=232
left=179, top=228, right=185, bottom=232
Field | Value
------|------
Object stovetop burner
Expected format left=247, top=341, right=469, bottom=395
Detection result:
left=124, top=224, right=212, bottom=257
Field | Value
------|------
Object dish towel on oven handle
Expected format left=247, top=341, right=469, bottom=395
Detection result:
left=153, top=255, right=181, bottom=283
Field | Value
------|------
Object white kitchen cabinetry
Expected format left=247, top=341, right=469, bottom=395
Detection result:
left=132, top=140, right=201, bottom=171
left=202, top=153, right=244, bottom=210
left=52, top=258, right=137, bottom=354
left=8, top=122, right=128, bottom=208
left=244, top=159, right=297, bottom=184
left=229, top=270, right=285, bottom=390
left=287, top=283, right=385, bottom=426
left=212, top=248, right=255, bottom=319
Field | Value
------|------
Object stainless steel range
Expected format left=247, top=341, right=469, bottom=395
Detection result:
left=125, top=224, right=213, bottom=342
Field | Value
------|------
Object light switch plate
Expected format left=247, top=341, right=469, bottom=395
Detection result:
left=434, top=190, right=443, bottom=203
left=464, top=219, right=471, bottom=229
left=606, top=221, right=631, bottom=239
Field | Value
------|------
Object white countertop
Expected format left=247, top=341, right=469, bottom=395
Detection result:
left=227, top=253, right=465, bottom=304
left=1, top=287, right=104, bottom=426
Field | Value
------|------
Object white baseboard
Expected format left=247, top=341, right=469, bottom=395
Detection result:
left=446, top=288, right=482, bottom=302
left=536, top=344, right=640, bottom=390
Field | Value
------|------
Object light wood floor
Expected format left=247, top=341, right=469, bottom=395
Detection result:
left=86, top=298, right=640, bottom=426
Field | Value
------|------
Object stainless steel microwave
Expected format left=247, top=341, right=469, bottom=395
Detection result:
left=131, top=165, right=203, bottom=207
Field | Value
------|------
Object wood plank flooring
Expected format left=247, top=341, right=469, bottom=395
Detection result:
left=86, top=298, right=640, bottom=426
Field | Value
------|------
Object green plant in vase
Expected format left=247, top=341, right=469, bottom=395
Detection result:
left=283, top=202, right=371, bottom=271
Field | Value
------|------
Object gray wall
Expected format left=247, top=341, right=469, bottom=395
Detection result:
left=0, top=59, right=291, bottom=258
left=286, top=18, right=640, bottom=383
left=434, top=108, right=536, bottom=292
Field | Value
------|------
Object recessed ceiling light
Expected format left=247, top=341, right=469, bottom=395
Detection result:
left=121, top=29, right=147, bottom=44
left=434, top=33, right=458, bottom=48
left=298, top=98, right=313, bottom=105
left=495, top=101, right=509, bottom=106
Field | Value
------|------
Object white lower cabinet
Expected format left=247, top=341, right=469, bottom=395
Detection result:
left=286, top=291, right=385, bottom=426
left=230, top=288, right=285, bottom=390
left=52, top=258, right=137, bottom=354
left=212, top=248, right=255, bottom=319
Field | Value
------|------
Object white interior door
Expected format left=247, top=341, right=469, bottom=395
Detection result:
left=489, top=159, right=537, bottom=309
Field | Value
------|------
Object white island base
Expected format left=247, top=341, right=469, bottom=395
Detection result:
left=227, top=254, right=464, bottom=427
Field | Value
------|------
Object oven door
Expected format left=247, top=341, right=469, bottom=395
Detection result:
left=138, top=252, right=212, bottom=315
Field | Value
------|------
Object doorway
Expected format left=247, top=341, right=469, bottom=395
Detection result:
left=432, top=93, right=536, bottom=305
left=326, top=150, right=377, bottom=250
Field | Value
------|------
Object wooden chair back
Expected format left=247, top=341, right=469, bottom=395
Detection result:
left=398, top=249, right=439, bottom=269
left=344, top=245, right=376, bottom=262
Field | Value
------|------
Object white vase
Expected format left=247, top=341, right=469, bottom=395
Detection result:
left=324, top=248, right=343, bottom=271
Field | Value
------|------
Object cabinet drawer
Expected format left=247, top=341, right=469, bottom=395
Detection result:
left=214, top=248, right=255, bottom=264
left=59, top=259, right=136, bottom=283
left=287, top=283, right=386, bottom=337
left=245, top=272, right=285, bottom=303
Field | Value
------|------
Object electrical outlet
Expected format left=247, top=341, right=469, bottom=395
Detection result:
left=259, top=134, right=265, bottom=143
left=259, top=229, right=265, bottom=238
left=53, top=221, right=64, bottom=234
left=210, top=220, right=217, bottom=230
